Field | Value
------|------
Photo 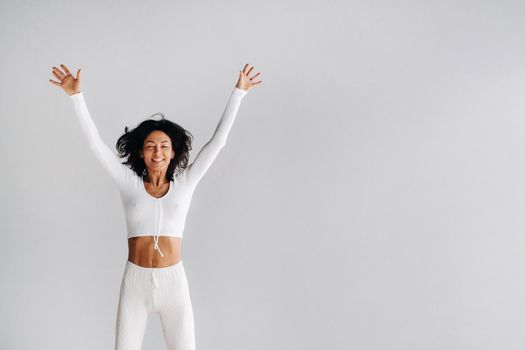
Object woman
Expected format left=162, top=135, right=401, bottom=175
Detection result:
left=48, top=63, right=262, bottom=350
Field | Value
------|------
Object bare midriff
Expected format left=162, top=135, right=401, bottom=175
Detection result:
left=128, top=236, right=183, bottom=268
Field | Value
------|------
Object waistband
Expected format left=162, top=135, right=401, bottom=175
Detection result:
left=125, top=260, right=184, bottom=278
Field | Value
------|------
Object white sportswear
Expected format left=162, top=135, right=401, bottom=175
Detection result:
left=70, top=87, right=248, bottom=256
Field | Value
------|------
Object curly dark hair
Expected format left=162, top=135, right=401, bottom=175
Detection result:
left=115, top=113, right=193, bottom=181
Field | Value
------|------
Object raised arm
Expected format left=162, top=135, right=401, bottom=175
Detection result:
left=185, top=63, right=262, bottom=187
left=49, top=64, right=129, bottom=187
left=185, top=87, right=247, bottom=186
left=70, top=91, right=129, bottom=186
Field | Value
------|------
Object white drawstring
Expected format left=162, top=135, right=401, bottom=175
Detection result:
left=154, top=234, right=165, bottom=257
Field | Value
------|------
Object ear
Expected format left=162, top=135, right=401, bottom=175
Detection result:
left=139, top=150, right=143, bottom=158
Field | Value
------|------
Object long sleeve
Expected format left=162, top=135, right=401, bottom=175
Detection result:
left=185, top=87, right=248, bottom=186
left=70, top=92, right=130, bottom=187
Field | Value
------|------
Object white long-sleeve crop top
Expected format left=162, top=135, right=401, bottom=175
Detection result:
left=70, top=87, right=248, bottom=257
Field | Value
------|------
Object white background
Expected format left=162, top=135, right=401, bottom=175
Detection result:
left=1, top=0, right=525, bottom=349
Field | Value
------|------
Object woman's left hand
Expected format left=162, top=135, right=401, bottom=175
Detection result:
left=235, top=63, right=262, bottom=92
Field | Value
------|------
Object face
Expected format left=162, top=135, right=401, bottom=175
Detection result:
left=140, top=130, right=175, bottom=173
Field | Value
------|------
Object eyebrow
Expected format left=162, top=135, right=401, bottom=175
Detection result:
left=145, top=140, right=170, bottom=144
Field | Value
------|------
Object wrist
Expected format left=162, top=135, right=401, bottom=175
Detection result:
left=233, top=87, right=248, bottom=98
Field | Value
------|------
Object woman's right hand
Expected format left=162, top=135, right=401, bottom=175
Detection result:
left=49, top=64, right=82, bottom=96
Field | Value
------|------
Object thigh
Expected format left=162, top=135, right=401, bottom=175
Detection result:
left=115, top=271, right=150, bottom=350
left=157, top=268, right=196, bottom=350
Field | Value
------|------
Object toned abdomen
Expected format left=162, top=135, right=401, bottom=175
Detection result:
left=127, top=236, right=183, bottom=268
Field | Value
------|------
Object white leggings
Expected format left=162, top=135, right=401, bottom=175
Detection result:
left=115, top=260, right=196, bottom=350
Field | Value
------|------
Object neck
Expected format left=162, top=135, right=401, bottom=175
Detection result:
left=144, top=170, right=168, bottom=188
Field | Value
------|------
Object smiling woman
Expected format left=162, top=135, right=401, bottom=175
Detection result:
left=142, top=132, right=176, bottom=177
left=116, top=112, right=193, bottom=182
left=49, top=62, right=262, bottom=350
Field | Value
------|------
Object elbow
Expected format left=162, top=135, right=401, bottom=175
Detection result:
left=214, top=137, right=227, bottom=149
